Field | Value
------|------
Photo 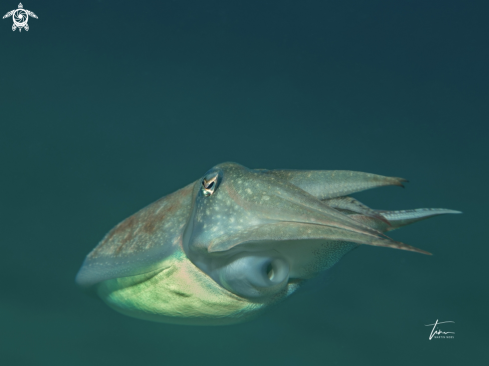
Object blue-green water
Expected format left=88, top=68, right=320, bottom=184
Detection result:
left=0, top=1, right=487, bottom=365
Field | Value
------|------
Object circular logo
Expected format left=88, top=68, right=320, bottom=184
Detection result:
left=13, top=9, right=28, bottom=27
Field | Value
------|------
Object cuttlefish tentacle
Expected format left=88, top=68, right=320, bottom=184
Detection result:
left=263, top=169, right=407, bottom=200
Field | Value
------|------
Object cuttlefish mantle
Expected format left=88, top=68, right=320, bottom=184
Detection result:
left=76, top=162, right=461, bottom=325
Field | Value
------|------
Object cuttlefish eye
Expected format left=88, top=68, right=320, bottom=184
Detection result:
left=201, top=171, right=219, bottom=197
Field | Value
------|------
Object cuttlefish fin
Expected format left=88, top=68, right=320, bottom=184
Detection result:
left=322, top=196, right=391, bottom=226
left=262, top=169, right=407, bottom=200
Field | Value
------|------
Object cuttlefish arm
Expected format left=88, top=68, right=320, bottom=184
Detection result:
left=351, top=208, right=462, bottom=232
left=262, top=169, right=407, bottom=199
left=322, top=196, right=391, bottom=225
left=206, top=221, right=430, bottom=254
left=321, top=196, right=462, bottom=233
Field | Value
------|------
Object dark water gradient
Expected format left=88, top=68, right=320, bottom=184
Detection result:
left=0, top=1, right=487, bottom=365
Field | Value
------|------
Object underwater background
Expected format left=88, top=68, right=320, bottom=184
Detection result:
left=0, top=0, right=487, bottom=365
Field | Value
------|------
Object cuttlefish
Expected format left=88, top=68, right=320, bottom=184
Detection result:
left=76, top=162, right=460, bottom=325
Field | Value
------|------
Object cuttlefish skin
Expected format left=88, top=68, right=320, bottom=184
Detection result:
left=76, top=162, right=460, bottom=325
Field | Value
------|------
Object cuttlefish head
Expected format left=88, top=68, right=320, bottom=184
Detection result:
left=182, top=162, right=423, bottom=300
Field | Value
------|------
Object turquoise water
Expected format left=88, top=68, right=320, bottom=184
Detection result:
left=0, top=1, right=487, bottom=365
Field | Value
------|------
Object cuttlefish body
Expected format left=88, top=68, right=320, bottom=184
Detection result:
left=76, top=162, right=460, bottom=325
